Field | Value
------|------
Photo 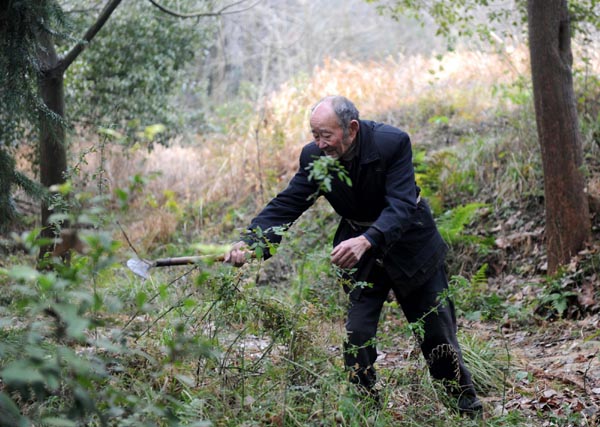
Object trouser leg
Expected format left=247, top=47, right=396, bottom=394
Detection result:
left=344, top=281, right=390, bottom=390
left=394, top=266, right=477, bottom=398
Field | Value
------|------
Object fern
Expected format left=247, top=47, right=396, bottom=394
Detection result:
left=436, top=202, right=488, bottom=244
left=449, top=263, right=508, bottom=321
left=470, top=263, right=488, bottom=288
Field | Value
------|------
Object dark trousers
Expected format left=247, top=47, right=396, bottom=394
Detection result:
left=344, top=264, right=477, bottom=399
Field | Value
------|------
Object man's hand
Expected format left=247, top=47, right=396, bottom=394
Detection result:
left=331, top=235, right=372, bottom=269
left=224, top=241, right=250, bottom=267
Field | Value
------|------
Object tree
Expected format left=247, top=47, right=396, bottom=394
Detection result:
left=65, top=2, right=213, bottom=139
left=0, top=0, right=248, bottom=253
left=527, top=0, right=590, bottom=273
left=369, top=0, right=596, bottom=273
left=0, top=2, right=66, bottom=233
left=1, top=0, right=123, bottom=247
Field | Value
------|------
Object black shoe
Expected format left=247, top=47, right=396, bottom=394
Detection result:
left=458, top=394, right=483, bottom=419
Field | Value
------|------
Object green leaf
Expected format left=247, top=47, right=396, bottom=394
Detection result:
left=0, top=392, right=28, bottom=427
left=143, top=123, right=166, bottom=140
left=428, top=115, right=449, bottom=125
left=136, top=291, right=148, bottom=309
left=49, top=181, right=72, bottom=196
left=8, top=265, right=40, bottom=282
left=115, top=187, right=128, bottom=201
left=76, top=213, right=96, bottom=226
left=48, top=212, right=71, bottom=225
left=40, top=417, right=77, bottom=427
left=55, top=304, right=90, bottom=339
left=1, top=360, right=45, bottom=385
left=98, top=127, right=124, bottom=140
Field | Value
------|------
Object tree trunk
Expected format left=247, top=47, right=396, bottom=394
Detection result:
left=527, top=0, right=591, bottom=274
left=38, top=31, right=67, bottom=253
left=34, top=0, right=122, bottom=258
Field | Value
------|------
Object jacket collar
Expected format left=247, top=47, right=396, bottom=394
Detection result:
left=357, top=120, right=380, bottom=164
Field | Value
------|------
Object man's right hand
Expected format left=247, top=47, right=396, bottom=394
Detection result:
left=224, top=241, right=250, bottom=267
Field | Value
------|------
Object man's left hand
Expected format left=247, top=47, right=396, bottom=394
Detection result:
left=331, top=235, right=372, bottom=269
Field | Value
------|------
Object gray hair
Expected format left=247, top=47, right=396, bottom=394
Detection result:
left=312, top=95, right=360, bottom=138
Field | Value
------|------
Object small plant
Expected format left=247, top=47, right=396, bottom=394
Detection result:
left=306, top=155, right=352, bottom=199
left=534, top=272, right=581, bottom=320
left=0, top=193, right=222, bottom=426
left=450, top=264, right=506, bottom=321
left=458, top=332, right=506, bottom=395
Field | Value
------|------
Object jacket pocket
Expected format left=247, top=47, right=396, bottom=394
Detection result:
left=383, top=229, right=447, bottom=297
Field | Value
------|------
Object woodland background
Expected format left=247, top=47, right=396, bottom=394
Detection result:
left=0, top=1, right=599, bottom=426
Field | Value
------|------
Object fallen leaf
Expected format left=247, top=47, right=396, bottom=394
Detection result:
left=540, top=389, right=558, bottom=401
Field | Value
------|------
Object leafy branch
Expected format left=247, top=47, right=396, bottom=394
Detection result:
left=305, top=156, right=352, bottom=200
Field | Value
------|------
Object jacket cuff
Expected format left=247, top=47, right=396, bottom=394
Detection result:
left=363, top=227, right=384, bottom=249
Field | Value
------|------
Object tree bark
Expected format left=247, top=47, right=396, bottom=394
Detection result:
left=38, top=31, right=67, bottom=248
left=527, top=0, right=591, bottom=273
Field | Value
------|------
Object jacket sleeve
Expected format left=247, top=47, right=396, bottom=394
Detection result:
left=244, top=144, right=320, bottom=250
left=364, top=131, right=418, bottom=248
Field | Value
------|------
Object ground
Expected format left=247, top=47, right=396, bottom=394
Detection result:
left=374, top=311, right=600, bottom=424
left=497, top=315, right=600, bottom=424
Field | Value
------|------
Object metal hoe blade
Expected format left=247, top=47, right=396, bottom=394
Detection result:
left=127, top=258, right=154, bottom=279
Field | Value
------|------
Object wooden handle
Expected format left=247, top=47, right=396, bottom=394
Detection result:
left=154, top=254, right=225, bottom=267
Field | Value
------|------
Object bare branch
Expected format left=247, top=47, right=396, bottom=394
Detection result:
left=62, top=0, right=104, bottom=15
left=59, top=0, right=123, bottom=72
left=147, top=0, right=262, bottom=19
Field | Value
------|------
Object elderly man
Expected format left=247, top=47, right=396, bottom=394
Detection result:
left=225, top=95, right=483, bottom=417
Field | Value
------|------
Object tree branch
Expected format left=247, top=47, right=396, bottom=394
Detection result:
left=147, top=0, right=262, bottom=19
left=59, top=0, right=124, bottom=72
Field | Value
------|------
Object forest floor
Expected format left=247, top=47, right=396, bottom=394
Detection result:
left=375, top=314, right=600, bottom=424
left=233, top=305, right=600, bottom=424
left=492, top=315, right=600, bottom=423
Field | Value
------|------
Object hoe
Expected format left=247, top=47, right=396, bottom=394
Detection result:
left=126, top=254, right=225, bottom=279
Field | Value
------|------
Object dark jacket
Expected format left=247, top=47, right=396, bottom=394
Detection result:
left=245, top=120, right=447, bottom=297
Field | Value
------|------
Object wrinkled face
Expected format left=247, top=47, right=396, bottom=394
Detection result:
left=310, top=102, right=357, bottom=158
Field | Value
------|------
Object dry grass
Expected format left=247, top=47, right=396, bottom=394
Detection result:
left=268, top=47, right=531, bottom=131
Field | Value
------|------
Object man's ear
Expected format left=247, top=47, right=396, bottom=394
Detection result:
left=349, top=119, right=360, bottom=139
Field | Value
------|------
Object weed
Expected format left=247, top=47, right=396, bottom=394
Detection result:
left=534, top=271, right=582, bottom=320
left=4, top=44, right=599, bottom=427
left=450, top=264, right=506, bottom=321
